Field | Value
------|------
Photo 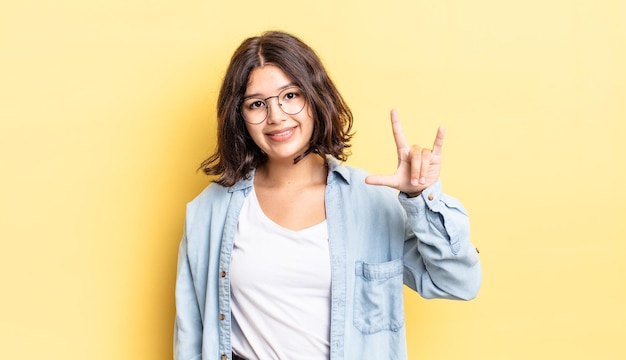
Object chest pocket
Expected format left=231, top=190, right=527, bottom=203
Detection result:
left=353, top=259, right=405, bottom=334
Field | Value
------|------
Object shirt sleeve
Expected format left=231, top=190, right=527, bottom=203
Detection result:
left=174, top=233, right=203, bottom=360
left=398, top=180, right=482, bottom=300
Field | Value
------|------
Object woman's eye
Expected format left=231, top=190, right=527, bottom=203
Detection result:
left=283, top=91, right=299, bottom=100
left=249, top=100, right=265, bottom=109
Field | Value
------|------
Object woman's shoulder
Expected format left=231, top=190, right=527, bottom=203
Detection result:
left=185, top=181, right=233, bottom=217
left=192, top=181, right=228, bottom=201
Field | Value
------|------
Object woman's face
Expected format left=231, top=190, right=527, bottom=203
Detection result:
left=242, top=64, right=314, bottom=164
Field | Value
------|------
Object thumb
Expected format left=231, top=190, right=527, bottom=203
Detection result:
left=365, top=174, right=396, bottom=188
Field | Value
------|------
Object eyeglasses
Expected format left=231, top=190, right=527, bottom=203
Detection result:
left=240, top=86, right=306, bottom=125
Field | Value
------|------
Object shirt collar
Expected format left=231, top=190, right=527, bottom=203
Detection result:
left=326, top=156, right=351, bottom=185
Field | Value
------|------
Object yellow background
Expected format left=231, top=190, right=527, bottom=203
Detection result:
left=1, top=1, right=625, bottom=359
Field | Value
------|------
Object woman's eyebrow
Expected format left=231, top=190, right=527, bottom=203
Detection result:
left=243, top=83, right=297, bottom=100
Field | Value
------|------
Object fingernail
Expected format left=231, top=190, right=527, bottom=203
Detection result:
left=419, top=177, right=426, bottom=184
left=411, top=178, right=419, bottom=186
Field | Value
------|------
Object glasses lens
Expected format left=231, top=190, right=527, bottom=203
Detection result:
left=240, top=87, right=306, bottom=124
left=278, top=87, right=305, bottom=115
left=241, top=98, right=267, bottom=125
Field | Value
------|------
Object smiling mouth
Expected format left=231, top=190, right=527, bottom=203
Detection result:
left=266, top=126, right=297, bottom=139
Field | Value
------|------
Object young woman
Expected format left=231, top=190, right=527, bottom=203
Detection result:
left=174, top=31, right=481, bottom=360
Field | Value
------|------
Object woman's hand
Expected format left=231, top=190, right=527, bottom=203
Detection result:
left=365, top=109, right=444, bottom=197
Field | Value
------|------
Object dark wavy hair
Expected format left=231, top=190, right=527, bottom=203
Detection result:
left=199, top=31, right=354, bottom=187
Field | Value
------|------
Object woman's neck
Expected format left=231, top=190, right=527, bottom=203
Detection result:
left=255, top=154, right=327, bottom=188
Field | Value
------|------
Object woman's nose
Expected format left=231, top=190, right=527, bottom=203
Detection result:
left=266, top=97, right=286, bottom=124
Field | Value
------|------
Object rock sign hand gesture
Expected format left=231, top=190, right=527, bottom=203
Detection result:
left=365, top=109, right=445, bottom=197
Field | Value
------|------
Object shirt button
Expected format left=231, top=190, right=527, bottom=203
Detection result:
left=220, top=313, right=225, bottom=320
left=221, top=354, right=227, bottom=360
left=428, top=193, right=434, bottom=201
left=220, top=271, right=226, bottom=277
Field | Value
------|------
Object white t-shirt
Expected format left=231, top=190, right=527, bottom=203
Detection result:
left=230, top=187, right=332, bottom=360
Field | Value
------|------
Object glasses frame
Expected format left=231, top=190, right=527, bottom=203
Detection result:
left=239, top=86, right=306, bottom=125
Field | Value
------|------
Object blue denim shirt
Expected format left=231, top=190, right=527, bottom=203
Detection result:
left=174, top=157, right=481, bottom=360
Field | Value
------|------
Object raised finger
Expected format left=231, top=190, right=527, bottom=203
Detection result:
left=390, top=109, right=410, bottom=153
left=432, top=125, right=445, bottom=156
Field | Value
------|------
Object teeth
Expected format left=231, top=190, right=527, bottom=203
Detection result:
left=271, top=128, right=293, bottom=136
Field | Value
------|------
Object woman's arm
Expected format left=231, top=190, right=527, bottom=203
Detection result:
left=364, top=109, right=481, bottom=300
left=399, top=180, right=481, bottom=300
